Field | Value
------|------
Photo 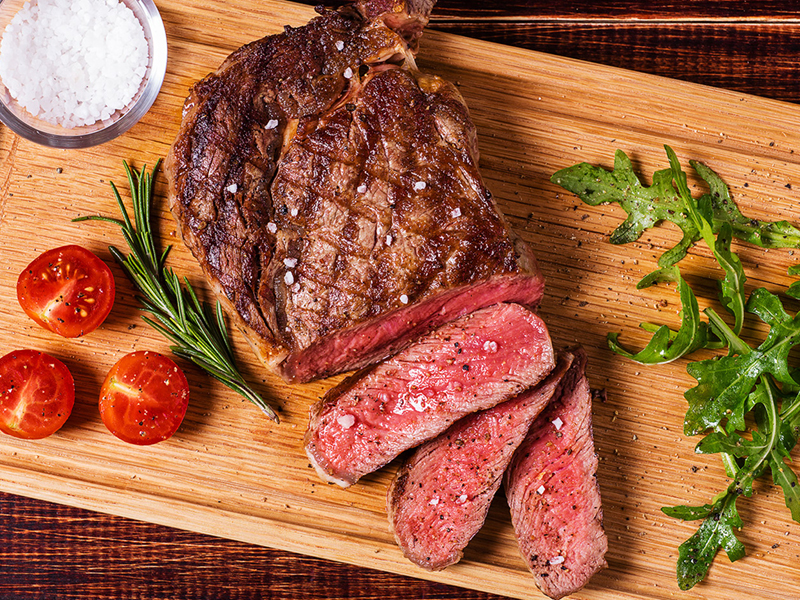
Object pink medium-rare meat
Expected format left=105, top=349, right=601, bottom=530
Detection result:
left=504, top=347, right=607, bottom=600
left=305, top=303, right=554, bottom=487
left=387, top=352, right=575, bottom=571
left=165, top=0, right=544, bottom=383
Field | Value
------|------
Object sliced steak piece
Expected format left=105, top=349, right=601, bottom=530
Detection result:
left=165, top=0, right=544, bottom=383
left=387, top=352, right=574, bottom=571
left=504, top=347, right=608, bottom=600
left=305, top=303, right=554, bottom=487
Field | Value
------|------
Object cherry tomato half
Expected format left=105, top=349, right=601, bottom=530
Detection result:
left=17, top=244, right=115, bottom=338
left=0, top=350, right=75, bottom=439
left=99, top=351, right=190, bottom=445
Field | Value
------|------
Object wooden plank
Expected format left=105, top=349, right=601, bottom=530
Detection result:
left=2, top=1, right=800, bottom=599
left=301, top=0, right=800, bottom=20
left=426, top=22, right=800, bottom=103
left=0, top=495, right=500, bottom=600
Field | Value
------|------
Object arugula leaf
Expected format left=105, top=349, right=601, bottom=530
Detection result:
left=697, top=159, right=800, bottom=249
left=551, top=150, right=695, bottom=266
left=665, top=145, right=747, bottom=335
left=787, top=264, right=800, bottom=300
left=551, top=149, right=800, bottom=267
left=669, top=378, right=785, bottom=588
left=768, top=388, right=800, bottom=521
left=683, top=289, right=800, bottom=436
left=769, top=448, right=800, bottom=521
left=712, top=223, right=747, bottom=335
left=674, top=342, right=800, bottom=588
left=663, top=493, right=745, bottom=590
left=607, top=266, right=708, bottom=364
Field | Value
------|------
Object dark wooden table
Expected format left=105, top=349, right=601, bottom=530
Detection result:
left=3, top=1, right=800, bottom=599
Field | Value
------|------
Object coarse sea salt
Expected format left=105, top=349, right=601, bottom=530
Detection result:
left=337, top=414, right=355, bottom=429
left=482, top=340, right=498, bottom=353
left=0, top=0, right=149, bottom=128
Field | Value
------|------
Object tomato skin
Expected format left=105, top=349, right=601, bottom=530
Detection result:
left=17, top=245, right=115, bottom=338
left=0, top=350, right=75, bottom=439
left=99, top=351, right=190, bottom=445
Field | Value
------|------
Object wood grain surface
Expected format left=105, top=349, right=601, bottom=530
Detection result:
left=2, top=2, right=800, bottom=599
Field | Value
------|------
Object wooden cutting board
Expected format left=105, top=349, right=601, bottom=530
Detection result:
left=2, top=1, right=800, bottom=598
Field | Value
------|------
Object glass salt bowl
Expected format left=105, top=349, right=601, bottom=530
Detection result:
left=0, top=0, right=167, bottom=148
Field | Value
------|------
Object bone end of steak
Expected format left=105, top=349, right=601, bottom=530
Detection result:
left=387, top=352, right=575, bottom=571
left=504, top=347, right=608, bottom=600
left=305, top=303, right=555, bottom=487
left=356, top=0, right=436, bottom=49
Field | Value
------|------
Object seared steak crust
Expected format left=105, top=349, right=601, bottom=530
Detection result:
left=305, top=303, right=554, bottom=487
left=165, top=0, right=544, bottom=382
left=387, top=352, right=574, bottom=571
left=504, top=347, right=608, bottom=600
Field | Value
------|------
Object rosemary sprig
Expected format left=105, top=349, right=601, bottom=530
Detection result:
left=74, top=160, right=279, bottom=422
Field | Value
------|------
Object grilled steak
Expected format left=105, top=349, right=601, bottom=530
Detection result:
left=504, top=347, right=607, bottom=600
left=387, top=352, right=574, bottom=571
left=165, top=0, right=544, bottom=383
left=305, top=302, right=554, bottom=487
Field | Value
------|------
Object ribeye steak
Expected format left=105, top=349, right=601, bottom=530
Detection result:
left=165, top=0, right=544, bottom=383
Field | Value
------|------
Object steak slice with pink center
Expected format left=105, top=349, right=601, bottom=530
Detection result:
left=305, top=302, right=554, bottom=487
left=504, top=347, right=608, bottom=600
left=387, top=351, right=574, bottom=571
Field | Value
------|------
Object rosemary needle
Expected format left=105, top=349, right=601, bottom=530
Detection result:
left=74, top=160, right=279, bottom=423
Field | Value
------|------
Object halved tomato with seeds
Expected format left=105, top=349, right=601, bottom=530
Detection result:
left=0, top=349, right=75, bottom=439
left=99, top=351, right=190, bottom=445
left=17, top=245, right=115, bottom=338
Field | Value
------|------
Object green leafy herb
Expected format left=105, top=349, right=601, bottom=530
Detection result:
left=74, top=161, right=279, bottom=422
left=684, top=289, right=800, bottom=436
left=554, top=145, right=800, bottom=589
left=662, top=492, right=745, bottom=590
left=787, top=264, right=800, bottom=300
left=607, top=266, right=708, bottom=364
left=668, top=375, right=800, bottom=590
left=551, top=148, right=800, bottom=268
left=665, top=146, right=747, bottom=335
